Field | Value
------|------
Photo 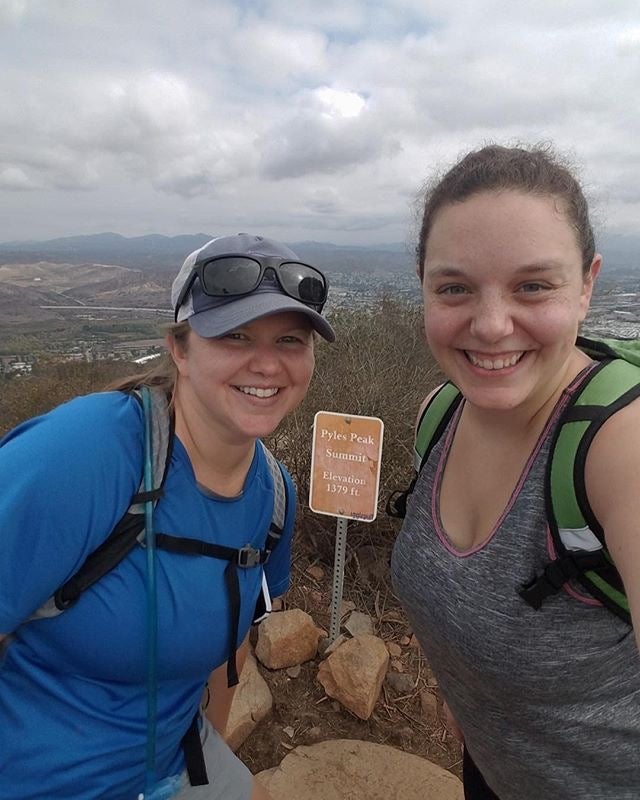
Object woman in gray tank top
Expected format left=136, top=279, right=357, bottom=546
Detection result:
left=391, top=145, right=640, bottom=800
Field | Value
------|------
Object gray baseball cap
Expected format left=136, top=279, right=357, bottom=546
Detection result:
left=171, top=233, right=335, bottom=342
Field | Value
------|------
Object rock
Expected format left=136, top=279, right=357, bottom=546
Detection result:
left=225, top=652, right=273, bottom=751
left=344, top=610, right=374, bottom=637
left=283, top=725, right=295, bottom=739
left=286, top=665, right=301, bottom=679
left=271, top=597, right=284, bottom=612
left=385, top=672, right=414, bottom=694
left=400, top=635, right=411, bottom=646
left=306, top=564, right=325, bottom=580
left=318, top=633, right=348, bottom=657
left=340, top=599, right=356, bottom=618
left=255, top=609, right=319, bottom=669
left=386, top=641, right=402, bottom=658
left=420, top=690, right=439, bottom=721
left=257, top=739, right=464, bottom=799
left=316, top=634, right=389, bottom=720
left=391, top=658, right=404, bottom=673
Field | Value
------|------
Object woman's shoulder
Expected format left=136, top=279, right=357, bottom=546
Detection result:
left=1, top=390, right=144, bottom=467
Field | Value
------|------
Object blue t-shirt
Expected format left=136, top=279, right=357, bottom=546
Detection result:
left=0, top=391, right=295, bottom=800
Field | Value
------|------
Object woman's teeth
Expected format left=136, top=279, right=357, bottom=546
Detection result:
left=237, top=386, right=279, bottom=398
left=465, top=351, right=524, bottom=370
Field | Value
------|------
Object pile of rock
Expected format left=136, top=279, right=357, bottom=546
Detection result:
left=225, top=606, right=427, bottom=744
left=224, top=605, right=462, bottom=799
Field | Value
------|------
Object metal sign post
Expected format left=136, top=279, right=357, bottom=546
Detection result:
left=328, top=516, right=348, bottom=642
left=309, top=412, right=384, bottom=643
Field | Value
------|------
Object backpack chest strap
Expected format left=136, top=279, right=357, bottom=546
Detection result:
left=519, top=549, right=610, bottom=609
left=154, top=533, right=270, bottom=687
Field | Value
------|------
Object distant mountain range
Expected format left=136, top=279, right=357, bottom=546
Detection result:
left=0, top=231, right=637, bottom=276
left=0, top=232, right=413, bottom=276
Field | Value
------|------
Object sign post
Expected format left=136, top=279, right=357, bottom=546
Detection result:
left=309, top=411, right=384, bottom=642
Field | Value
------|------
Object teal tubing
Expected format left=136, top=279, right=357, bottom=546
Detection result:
left=141, top=387, right=158, bottom=797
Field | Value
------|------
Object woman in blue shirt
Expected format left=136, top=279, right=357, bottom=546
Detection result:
left=0, top=233, right=335, bottom=800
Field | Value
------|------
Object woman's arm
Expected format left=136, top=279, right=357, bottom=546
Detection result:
left=585, top=397, right=640, bottom=650
left=203, top=635, right=250, bottom=737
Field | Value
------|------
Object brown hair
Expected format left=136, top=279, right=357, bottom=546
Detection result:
left=106, top=321, right=190, bottom=401
left=416, top=143, right=595, bottom=278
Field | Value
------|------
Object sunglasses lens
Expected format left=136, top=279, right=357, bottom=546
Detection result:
left=201, top=257, right=261, bottom=296
left=279, top=262, right=327, bottom=305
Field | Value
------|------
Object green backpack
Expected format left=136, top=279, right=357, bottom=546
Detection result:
left=388, top=336, right=640, bottom=625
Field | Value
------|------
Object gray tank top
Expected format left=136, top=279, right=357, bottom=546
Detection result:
left=391, top=381, right=640, bottom=799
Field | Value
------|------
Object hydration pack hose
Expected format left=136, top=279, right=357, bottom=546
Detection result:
left=142, top=386, right=159, bottom=796
left=138, top=389, right=181, bottom=800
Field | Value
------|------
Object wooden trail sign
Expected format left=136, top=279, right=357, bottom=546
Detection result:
left=309, top=411, right=384, bottom=522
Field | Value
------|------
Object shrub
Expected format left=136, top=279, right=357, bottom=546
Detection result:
left=0, top=360, right=138, bottom=436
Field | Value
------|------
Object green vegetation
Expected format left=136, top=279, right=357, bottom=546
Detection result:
left=0, top=319, right=163, bottom=355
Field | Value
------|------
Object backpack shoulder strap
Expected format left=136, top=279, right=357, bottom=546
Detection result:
left=414, top=382, right=463, bottom=471
left=33, top=387, right=174, bottom=618
left=549, top=357, right=640, bottom=542
left=387, top=382, right=462, bottom=518
left=521, top=354, right=640, bottom=623
left=260, top=442, right=288, bottom=551
left=129, top=386, right=174, bottom=515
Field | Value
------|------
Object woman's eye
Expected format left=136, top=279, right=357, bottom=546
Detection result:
left=438, top=285, right=468, bottom=296
left=279, top=334, right=308, bottom=344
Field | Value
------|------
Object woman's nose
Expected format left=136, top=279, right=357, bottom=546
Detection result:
left=248, top=344, right=281, bottom=375
left=469, top=295, right=515, bottom=342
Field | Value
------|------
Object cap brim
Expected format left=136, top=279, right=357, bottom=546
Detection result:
left=188, top=292, right=336, bottom=342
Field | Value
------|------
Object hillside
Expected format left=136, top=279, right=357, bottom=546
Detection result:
left=0, top=262, right=169, bottom=323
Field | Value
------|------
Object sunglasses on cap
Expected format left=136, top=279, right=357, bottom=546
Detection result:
left=174, top=254, right=329, bottom=322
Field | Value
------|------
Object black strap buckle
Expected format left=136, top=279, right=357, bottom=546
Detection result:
left=237, top=546, right=263, bottom=568
left=519, top=550, right=607, bottom=610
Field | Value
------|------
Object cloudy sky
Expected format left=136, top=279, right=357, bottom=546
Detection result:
left=1, top=0, right=639, bottom=245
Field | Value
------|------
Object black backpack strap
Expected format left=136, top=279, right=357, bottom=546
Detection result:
left=181, top=713, right=209, bottom=787
left=519, top=549, right=612, bottom=610
left=32, top=388, right=174, bottom=619
left=387, top=383, right=462, bottom=518
left=54, top=512, right=146, bottom=609
left=152, top=445, right=289, bottom=688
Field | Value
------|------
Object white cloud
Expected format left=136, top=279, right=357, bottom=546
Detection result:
left=0, top=165, right=37, bottom=191
left=0, top=0, right=638, bottom=243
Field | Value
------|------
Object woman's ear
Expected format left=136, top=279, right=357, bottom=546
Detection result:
left=579, top=253, right=602, bottom=320
left=165, top=331, right=189, bottom=375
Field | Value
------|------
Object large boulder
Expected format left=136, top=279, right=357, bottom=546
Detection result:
left=316, top=634, right=389, bottom=720
left=255, top=609, right=320, bottom=670
left=225, top=652, right=273, bottom=751
left=257, top=739, right=464, bottom=799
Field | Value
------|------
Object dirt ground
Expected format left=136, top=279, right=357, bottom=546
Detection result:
left=238, top=519, right=463, bottom=780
